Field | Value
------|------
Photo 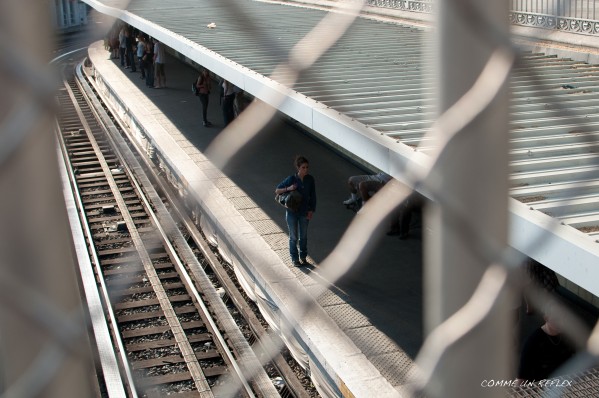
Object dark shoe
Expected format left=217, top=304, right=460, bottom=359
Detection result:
left=292, top=260, right=302, bottom=267
left=300, top=258, right=310, bottom=266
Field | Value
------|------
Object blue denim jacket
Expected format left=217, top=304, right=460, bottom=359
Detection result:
left=276, top=174, right=316, bottom=215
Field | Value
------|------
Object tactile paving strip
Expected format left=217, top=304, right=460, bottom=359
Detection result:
left=325, top=303, right=372, bottom=330
left=296, top=271, right=320, bottom=287
left=202, top=167, right=226, bottom=179
left=305, top=285, right=350, bottom=307
left=344, top=326, right=403, bottom=356
left=213, top=177, right=236, bottom=189
left=251, top=219, right=284, bottom=235
left=220, top=186, right=247, bottom=199
left=229, top=196, right=257, bottom=210
left=239, top=207, right=271, bottom=222
left=262, top=233, right=290, bottom=251
left=369, top=351, right=416, bottom=386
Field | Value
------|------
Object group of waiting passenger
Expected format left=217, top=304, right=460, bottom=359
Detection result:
left=107, top=23, right=249, bottom=129
left=106, top=23, right=166, bottom=89
left=194, top=69, right=249, bottom=128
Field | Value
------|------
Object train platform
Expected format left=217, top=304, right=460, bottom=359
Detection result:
left=87, top=39, right=421, bottom=397
left=85, top=40, right=598, bottom=397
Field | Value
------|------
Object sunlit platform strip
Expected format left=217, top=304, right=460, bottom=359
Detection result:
left=87, top=42, right=415, bottom=397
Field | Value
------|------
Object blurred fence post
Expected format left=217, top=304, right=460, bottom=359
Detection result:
left=0, top=1, right=94, bottom=397
left=423, top=0, right=514, bottom=396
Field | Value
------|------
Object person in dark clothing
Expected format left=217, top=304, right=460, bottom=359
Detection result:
left=118, top=26, right=126, bottom=66
left=221, top=79, right=236, bottom=126
left=518, top=308, right=575, bottom=382
left=275, top=156, right=317, bottom=267
left=196, top=69, right=212, bottom=127
left=124, top=29, right=136, bottom=72
left=387, top=191, right=425, bottom=239
left=144, top=40, right=154, bottom=88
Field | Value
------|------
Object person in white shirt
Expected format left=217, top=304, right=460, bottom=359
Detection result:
left=342, top=172, right=391, bottom=206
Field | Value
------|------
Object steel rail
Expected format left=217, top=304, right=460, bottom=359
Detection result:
left=69, top=69, right=216, bottom=397
left=56, top=122, right=129, bottom=398
left=155, top=174, right=314, bottom=398
left=92, top=69, right=312, bottom=397
left=57, top=78, right=139, bottom=398
left=75, top=63, right=281, bottom=397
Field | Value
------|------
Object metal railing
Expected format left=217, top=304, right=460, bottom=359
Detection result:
left=365, top=0, right=599, bottom=35
left=365, top=0, right=434, bottom=13
left=510, top=0, right=599, bottom=35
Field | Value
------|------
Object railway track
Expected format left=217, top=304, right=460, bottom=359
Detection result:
left=54, top=61, right=313, bottom=397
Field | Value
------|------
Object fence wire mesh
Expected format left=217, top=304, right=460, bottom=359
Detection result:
left=3, top=0, right=599, bottom=397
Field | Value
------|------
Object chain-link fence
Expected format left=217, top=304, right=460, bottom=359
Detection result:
left=3, top=0, right=599, bottom=397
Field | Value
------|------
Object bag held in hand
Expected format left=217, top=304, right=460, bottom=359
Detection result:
left=275, top=190, right=302, bottom=212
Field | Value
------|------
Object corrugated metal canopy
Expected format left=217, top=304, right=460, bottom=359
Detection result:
left=84, top=0, right=599, bottom=295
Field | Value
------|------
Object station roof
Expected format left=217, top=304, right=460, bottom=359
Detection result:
left=83, top=0, right=599, bottom=296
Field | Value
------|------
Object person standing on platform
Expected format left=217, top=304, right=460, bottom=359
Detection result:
left=387, top=191, right=425, bottom=239
left=136, top=35, right=146, bottom=79
left=196, top=69, right=212, bottom=127
left=275, top=156, right=317, bottom=267
left=144, top=39, right=154, bottom=88
left=108, top=25, right=119, bottom=59
left=517, top=305, right=575, bottom=383
left=221, top=79, right=236, bottom=126
left=234, top=88, right=249, bottom=117
left=118, top=26, right=127, bottom=67
left=153, top=39, right=166, bottom=89
left=125, top=29, right=136, bottom=72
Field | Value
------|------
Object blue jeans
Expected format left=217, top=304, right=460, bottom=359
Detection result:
left=286, top=211, right=309, bottom=261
